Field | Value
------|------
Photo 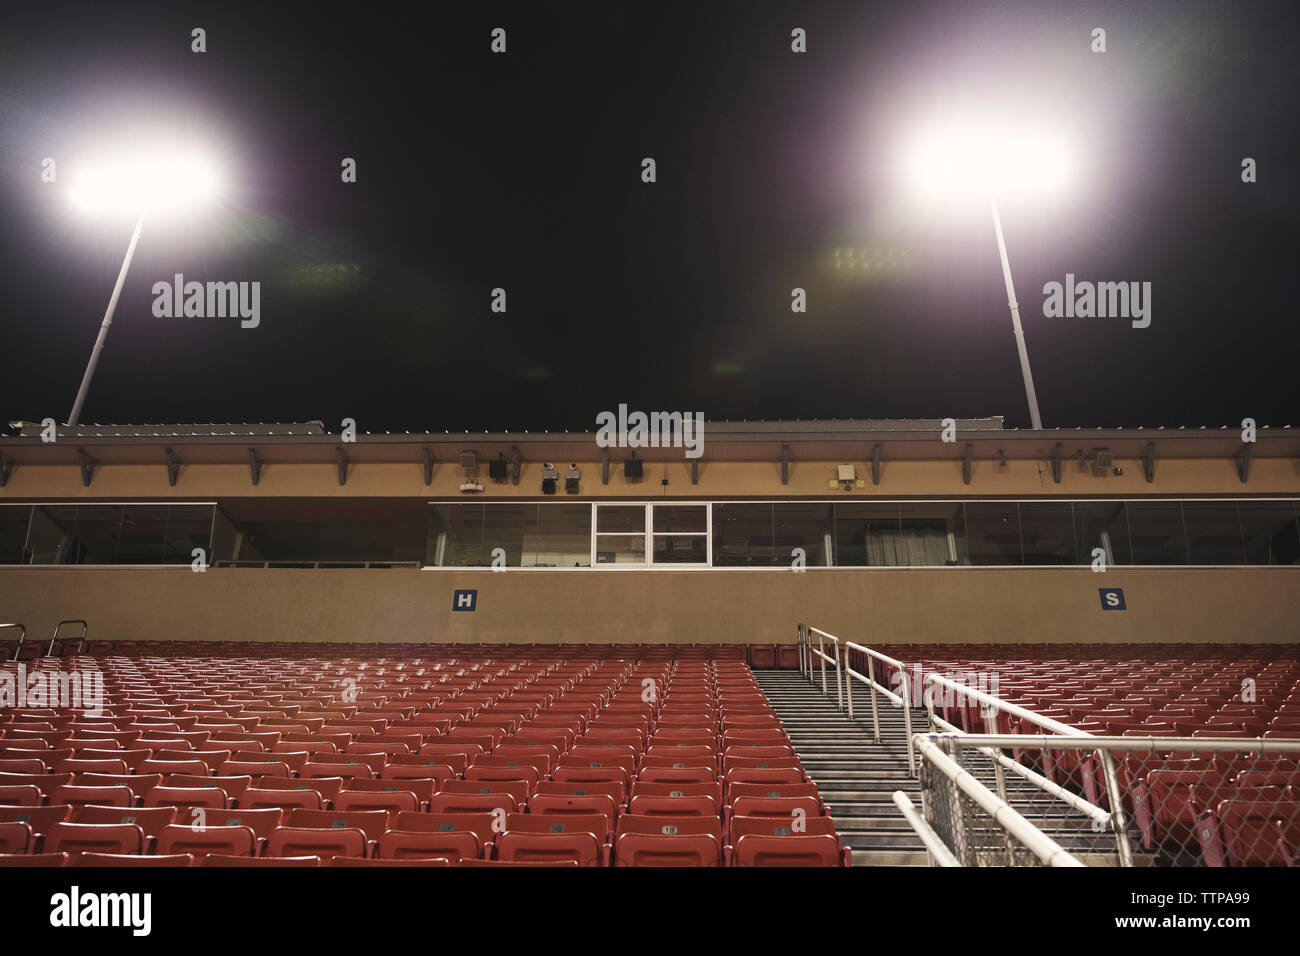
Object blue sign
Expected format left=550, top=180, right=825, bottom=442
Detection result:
left=452, top=589, right=478, bottom=612
left=1099, top=587, right=1126, bottom=611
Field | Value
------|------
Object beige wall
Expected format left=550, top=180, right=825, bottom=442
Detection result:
left=3, top=456, right=1300, bottom=500
left=1, top=567, right=1296, bottom=647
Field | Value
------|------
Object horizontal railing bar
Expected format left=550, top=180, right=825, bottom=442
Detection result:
left=892, top=791, right=962, bottom=867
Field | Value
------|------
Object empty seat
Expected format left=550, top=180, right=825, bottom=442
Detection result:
left=46, top=822, right=146, bottom=855
left=267, top=825, right=367, bottom=859
left=378, top=829, right=480, bottom=862
left=69, top=852, right=193, bottom=867
left=496, top=828, right=602, bottom=867
left=732, top=833, right=844, bottom=867
left=0, top=821, right=34, bottom=854
left=72, top=805, right=176, bottom=844
left=0, top=852, right=68, bottom=867
left=156, top=824, right=257, bottom=858
left=614, top=832, right=721, bottom=867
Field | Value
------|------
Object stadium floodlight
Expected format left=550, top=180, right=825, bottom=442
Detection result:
left=901, top=116, right=1071, bottom=430
left=66, top=148, right=222, bottom=426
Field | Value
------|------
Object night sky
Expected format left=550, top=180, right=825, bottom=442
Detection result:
left=1, top=0, right=1296, bottom=433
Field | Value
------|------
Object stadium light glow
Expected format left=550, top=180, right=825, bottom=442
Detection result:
left=901, top=116, right=1071, bottom=202
left=68, top=149, right=220, bottom=217
left=66, top=147, right=223, bottom=426
left=900, top=114, right=1073, bottom=430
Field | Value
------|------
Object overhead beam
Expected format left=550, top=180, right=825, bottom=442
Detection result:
left=78, top=449, right=96, bottom=488
left=248, top=448, right=262, bottom=486
left=961, top=443, right=973, bottom=485
left=1234, top=442, right=1252, bottom=484
left=336, top=447, right=350, bottom=486
left=165, top=447, right=181, bottom=487
left=1141, top=442, right=1156, bottom=484
left=871, top=444, right=882, bottom=485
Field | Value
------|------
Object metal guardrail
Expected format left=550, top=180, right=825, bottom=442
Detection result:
left=912, top=732, right=1086, bottom=867
left=923, top=670, right=1134, bottom=867
left=0, top=622, right=27, bottom=662
left=798, top=624, right=916, bottom=775
left=892, top=790, right=961, bottom=866
left=47, top=619, right=88, bottom=656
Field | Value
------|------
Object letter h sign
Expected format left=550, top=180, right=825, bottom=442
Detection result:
left=453, top=589, right=478, bottom=612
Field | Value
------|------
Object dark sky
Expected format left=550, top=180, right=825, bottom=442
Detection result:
left=1, top=0, right=1296, bottom=433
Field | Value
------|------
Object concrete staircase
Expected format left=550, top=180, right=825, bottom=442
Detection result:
left=755, top=669, right=1130, bottom=867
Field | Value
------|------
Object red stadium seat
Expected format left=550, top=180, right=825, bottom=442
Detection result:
left=614, top=832, right=721, bottom=867
left=156, top=824, right=257, bottom=858
left=0, top=822, right=34, bottom=854
left=732, top=833, right=844, bottom=867
left=46, top=822, right=146, bottom=855
left=267, top=825, right=367, bottom=859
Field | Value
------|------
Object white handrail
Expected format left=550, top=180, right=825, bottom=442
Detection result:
left=844, top=640, right=915, bottom=775
left=892, top=791, right=961, bottom=867
left=912, top=733, right=1085, bottom=867
left=923, top=671, right=1134, bottom=867
left=806, top=626, right=843, bottom=709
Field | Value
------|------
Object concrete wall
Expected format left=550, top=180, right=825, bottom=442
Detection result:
left=1, top=566, right=1296, bottom=647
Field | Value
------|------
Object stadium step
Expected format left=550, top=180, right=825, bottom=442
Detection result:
left=756, top=669, right=1134, bottom=867
left=754, top=670, right=929, bottom=866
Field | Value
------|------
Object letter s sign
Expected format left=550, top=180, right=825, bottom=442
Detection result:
left=1099, top=588, right=1126, bottom=610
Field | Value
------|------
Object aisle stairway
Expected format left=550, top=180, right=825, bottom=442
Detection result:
left=755, top=669, right=1131, bottom=866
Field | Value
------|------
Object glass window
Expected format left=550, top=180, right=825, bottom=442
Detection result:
left=1182, top=502, right=1246, bottom=565
left=898, top=502, right=963, bottom=566
left=428, top=503, right=591, bottom=567
left=1018, top=502, right=1079, bottom=565
left=711, top=504, right=777, bottom=567
left=652, top=506, right=706, bottom=533
left=767, top=503, right=830, bottom=568
left=652, top=535, right=708, bottom=564
left=596, top=534, right=645, bottom=565
left=963, top=502, right=1022, bottom=565
left=834, top=503, right=899, bottom=566
left=531, top=504, right=591, bottom=567
left=597, top=506, right=645, bottom=534
left=0, top=506, right=31, bottom=564
left=1126, top=502, right=1188, bottom=565
left=1075, top=501, right=1130, bottom=566
left=1238, top=501, right=1300, bottom=565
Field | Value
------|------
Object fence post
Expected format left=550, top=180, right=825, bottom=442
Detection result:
left=866, top=655, right=881, bottom=743
left=1098, top=748, right=1135, bottom=867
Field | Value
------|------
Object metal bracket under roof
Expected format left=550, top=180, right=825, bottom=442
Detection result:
left=510, top=446, right=521, bottom=486
left=601, top=448, right=610, bottom=485
left=78, top=449, right=96, bottom=487
left=0, top=451, right=11, bottom=487
left=780, top=444, right=790, bottom=485
left=336, top=447, right=350, bottom=486
left=871, top=444, right=882, bottom=485
left=165, top=448, right=181, bottom=487
left=1234, top=442, right=1252, bottom=484
left=961, top=443, right=973, bottom=485
left=422, top=447, right=434, bottom=486
left=1141, top=442, right=1156, bottom=484
left=1049, top=443, right=1063, bottom=484
left=249, top=448, right=263, bottom=486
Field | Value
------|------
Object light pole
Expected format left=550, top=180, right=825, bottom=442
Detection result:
left=68, top=214, right=145, bottom=427
left=64, top=149, right=219, bottom=425
left=988, top=196, right=1043, bottom=430
left=902, top=117, right=1069, bottom=430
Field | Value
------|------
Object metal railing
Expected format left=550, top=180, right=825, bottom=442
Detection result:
left=912, top=732, right=1085, bottom=866
left=803, top=625, right=843, bottom=709
left=845, top=640, right=915, bottom=774
left=928, top=731, right=1300, bottom=867
left=892, top=790, right=961, bottom=866
left=47, top=619, right=88, bottom=657
left=0, top=622, right=27, bottom=662
left=923, top=670, right=1134, bottom=866
left=797, top=623, right=917, bottom=775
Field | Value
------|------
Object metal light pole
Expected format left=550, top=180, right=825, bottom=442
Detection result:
left=988, top=196, right=1043, bottom=430
left=68, top=213, right=145, bottom=426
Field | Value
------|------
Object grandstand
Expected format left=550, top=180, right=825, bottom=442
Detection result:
left=1, top=419, right=1297, bottom=868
